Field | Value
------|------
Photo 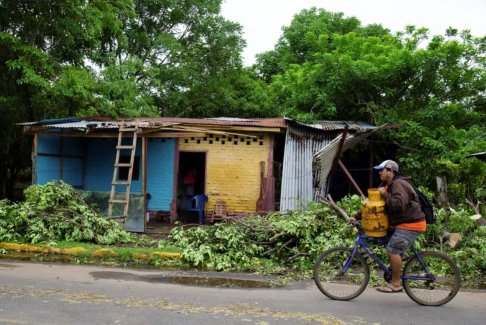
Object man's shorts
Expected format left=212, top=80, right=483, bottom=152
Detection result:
left=386, top=228, right=421, bottom=255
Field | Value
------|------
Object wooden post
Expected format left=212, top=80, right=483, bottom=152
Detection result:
left=142, top=136, right=147, bottom=231
left=32, top=134, right=38, bottom=185
left=331, top=126, right=348, bottom=172
left=369, top=143, right=375, bottom=188
left=59, top=137, right=63, bottom=181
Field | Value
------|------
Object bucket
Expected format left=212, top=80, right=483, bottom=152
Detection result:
left=361, top=188, right=389, bottom=237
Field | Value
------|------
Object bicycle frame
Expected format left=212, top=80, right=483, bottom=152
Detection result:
left=344, top=233, right=436, bottom=282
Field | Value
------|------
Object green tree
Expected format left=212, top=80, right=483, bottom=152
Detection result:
left=254, top=8, right=486, bottom=204
left=0, top=0, right=133, bottom=199
left=105, top=0, right=247, bottom=117
left=0, top=0, right=253, bottom=199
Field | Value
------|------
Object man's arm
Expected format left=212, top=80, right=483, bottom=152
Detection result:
left=381, top=181, right=410, bottom=212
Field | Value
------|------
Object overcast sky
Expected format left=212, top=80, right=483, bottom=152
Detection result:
left=221, top=0, right=486, bottom=66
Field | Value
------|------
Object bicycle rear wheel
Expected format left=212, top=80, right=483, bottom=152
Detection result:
left=314, top=247, right=369, bottom=301
left=402, top=251, right=461, bottom=306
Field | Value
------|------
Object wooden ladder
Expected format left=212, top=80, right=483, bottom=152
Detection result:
left=107, top=124, right=138, bottom=226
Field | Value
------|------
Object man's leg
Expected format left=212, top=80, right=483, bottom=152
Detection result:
left=378, top=228, right=421, bottom=292
left=388, top=252, right=402, bottom=288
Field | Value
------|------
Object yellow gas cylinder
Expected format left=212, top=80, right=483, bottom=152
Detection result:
left=361, top=188, right=389, bottom=237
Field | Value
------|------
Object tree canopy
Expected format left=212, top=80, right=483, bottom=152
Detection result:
left=0, top=3, right=484, bottom=206
left=0, top=0, right=253, bottom=198
left=254, top=8, right=486, bottom=205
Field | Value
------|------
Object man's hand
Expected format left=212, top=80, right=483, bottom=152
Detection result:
left=378, top=187, right=386, bottom=196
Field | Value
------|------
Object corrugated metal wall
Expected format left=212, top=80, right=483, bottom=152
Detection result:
left=280, top=124, right=382, bottom=211
left=280, top=126, right=336, bottom=211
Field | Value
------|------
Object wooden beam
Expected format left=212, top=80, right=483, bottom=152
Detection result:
left=31, top=131, right=119, bottom=138
left=143, top=132, right=207, bottom=138
left=331, top=126, right=349, bottom=171
left=208, top=126, right=283, bottom=133
left=338, top=159, right=365, bottom=197
left=27, top=128, right=283, bottom=139
left=37, top=152, right=84, bottom=159
left=161, top=125, right=260, bottom=139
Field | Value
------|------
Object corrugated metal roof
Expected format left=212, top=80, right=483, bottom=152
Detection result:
left=17, top=120, right=121, bottom=129
left=19, top=117, right=287, bottom=130
left=312, top=125, right=387, bottom=200
left=20, top=117, right=378, bottom=133
left=285, top=118, right=376, bottom=132
left=140, top=117, right=286, bottom=128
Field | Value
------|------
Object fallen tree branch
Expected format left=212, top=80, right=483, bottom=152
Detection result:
left=277, top=237, right=295, bottom=254
left=465, top=199, right=481, bottom=214
left=319, top=194, right=353, bottom=223
left=289, top=252, right=309, bottom=261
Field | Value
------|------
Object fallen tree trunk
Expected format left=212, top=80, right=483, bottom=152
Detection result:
left=470, top=214, right=485, bottom=226
left=443, top=232, right=462, bottom=249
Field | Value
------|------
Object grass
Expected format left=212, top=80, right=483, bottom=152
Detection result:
left=0, top=239, right=184, bottom=269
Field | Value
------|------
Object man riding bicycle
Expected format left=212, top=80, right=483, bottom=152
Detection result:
left=373, top=160, right=426, bottom=293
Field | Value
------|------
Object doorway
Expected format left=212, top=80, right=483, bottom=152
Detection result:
left=177, top=152, right=206, bottom=222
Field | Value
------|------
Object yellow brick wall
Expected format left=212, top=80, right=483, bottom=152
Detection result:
left=179, top=133, right=270, bottom=214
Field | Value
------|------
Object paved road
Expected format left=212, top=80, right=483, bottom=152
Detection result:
left=0, top=260, right=485, bottom=324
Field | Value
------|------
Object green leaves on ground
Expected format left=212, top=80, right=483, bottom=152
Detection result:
left=419, top=208, right=486, bottom=285
left=169, top=195, right=485, bottom=286
left=168, top=203, right=356, bottom=272
left=0, top=182, right=132, bottom=245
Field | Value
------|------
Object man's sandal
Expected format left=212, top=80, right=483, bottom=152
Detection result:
left=376, top=283, right=403, bottom=293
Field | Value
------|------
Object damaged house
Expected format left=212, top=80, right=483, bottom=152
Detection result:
left=20, top=117, right=381, bottom=232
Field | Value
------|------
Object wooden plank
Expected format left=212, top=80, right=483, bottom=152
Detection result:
left=114, top=163, right=132, bottom=167
left=37, top=152, right=84, bottom=159
left=107, top=215, right=127, bottom=220
left=110, top=199, right=129, bottom=204
left=143, top=132, right=206, bottom=138
left=112, top=181, right=130, bottom=185
left=30, top=131, right=120, bottom=138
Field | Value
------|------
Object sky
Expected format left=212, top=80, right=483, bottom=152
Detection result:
left=221, top=0, right=486, bottom=66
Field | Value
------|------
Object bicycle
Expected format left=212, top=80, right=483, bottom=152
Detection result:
left=313, top=222, right=461, bottom=306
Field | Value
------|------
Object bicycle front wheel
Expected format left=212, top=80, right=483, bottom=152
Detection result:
left=313, top=247, right=369, bottom=301
left=402, top=251, right=461, bottom=306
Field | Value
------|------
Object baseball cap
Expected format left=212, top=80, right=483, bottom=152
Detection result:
left=373, top=160, right=399, bottom=172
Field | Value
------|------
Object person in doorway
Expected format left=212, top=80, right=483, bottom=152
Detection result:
left=183, top=168, right=196, bottom=197
left=374, top=159, right=426, bottom=293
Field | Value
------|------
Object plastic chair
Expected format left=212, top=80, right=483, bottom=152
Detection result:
left=187, top=194, right=208, bottom=225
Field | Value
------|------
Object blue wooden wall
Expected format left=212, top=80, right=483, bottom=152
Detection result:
left=36, top=135, right=176, bottom=212
left=84, top=138, right=142, bottom=192
left=146, top=138, right=176, bottom=211
left=36, top=136, right=84, bottom=187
